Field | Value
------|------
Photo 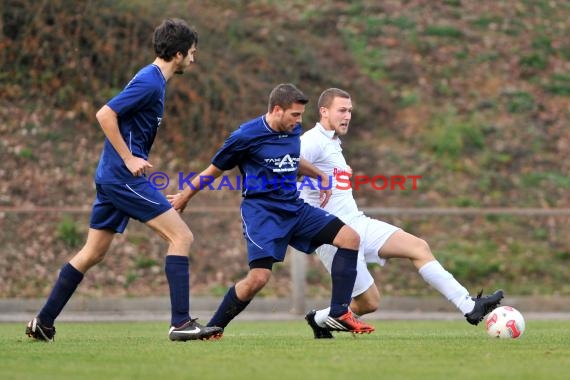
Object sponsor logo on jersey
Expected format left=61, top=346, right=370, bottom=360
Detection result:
left=264, top=154, right=300, bottom=173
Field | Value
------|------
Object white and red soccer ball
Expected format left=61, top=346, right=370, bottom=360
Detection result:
left=485, top=306, right=525, bottom=339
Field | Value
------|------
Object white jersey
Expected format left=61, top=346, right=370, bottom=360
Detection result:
left=299, top=123, right=362, bottom=223
left=300, top=122, right=400, bottom=297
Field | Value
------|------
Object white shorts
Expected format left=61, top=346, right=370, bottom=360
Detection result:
left=315, top=214, right=400, bottom=297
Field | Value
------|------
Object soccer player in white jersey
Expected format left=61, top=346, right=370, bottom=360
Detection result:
left=299, top=88, right=504, bottom=338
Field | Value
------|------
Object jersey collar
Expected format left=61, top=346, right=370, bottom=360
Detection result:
left=316, top=122, right=338, bottom=141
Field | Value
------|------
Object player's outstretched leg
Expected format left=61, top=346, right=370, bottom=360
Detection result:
left=464, top=289, right=504, bottom=325
left=26, top=317, right=56, bottom=343
left=324, top=310, right=375, bottom=334
left=168, top=319, right=223, bottom=341
left=305, top=310, right=334, bottom=339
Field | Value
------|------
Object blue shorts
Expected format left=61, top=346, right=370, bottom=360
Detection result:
left=240, top=197, right=340, bottom=265
left=89, top=180, right=172, bottom=233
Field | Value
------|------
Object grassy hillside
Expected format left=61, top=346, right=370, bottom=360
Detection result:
left=1, top=0, right=568, bottom=298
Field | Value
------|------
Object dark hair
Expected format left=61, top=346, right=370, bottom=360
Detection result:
left=153, top=18, right=198, bottom=61
left=317, top=88, right=351, bottom=110
left=268, top=83, right=309, bottom=112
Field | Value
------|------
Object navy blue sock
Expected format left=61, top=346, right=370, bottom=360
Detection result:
left=207, top=285, right=250, bottom=328
left=38, top=263, right=84, bottom=327
left=165, top=255, right=190, bottom=327
left=329, top=248, right=358, bottom=317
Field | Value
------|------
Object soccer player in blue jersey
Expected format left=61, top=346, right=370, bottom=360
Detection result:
left=25, top=18, right=222, bottom=342
left=168, top=83, right=375, bottom=337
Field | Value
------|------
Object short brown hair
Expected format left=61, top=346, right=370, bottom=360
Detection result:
left=268, top=83, right=309, bottom=112
left=317, top=88, right=350, bottom=109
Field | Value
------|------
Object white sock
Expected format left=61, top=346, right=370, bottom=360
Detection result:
left=418, top=260, right=475, bottom=314
left=314, top=308, right=330, bottom=327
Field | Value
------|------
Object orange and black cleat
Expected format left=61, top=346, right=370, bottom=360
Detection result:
left=324, top=310, right=375, bottom=334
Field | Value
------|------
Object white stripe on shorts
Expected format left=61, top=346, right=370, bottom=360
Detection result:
left=125, top=184, right=160, bottom=205
left=240, top=208, right=263, bottom=250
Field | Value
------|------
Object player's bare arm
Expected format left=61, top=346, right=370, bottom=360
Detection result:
left=96, top=105, right=152, bottom=177
left=298, top=157, right=331, bottom=207
left=167, top=164, right=224, bottom=213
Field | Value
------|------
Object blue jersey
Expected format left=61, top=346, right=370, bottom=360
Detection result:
left=95, top=64, right=166, bottom=184
left=212, top=116, right=303, bottom=207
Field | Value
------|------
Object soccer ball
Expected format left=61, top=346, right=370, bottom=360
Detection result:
left=485, top=306, right=525, bottom=339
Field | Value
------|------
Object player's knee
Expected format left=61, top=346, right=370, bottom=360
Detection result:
left=414, top=238, right=434, bottom=259
left=349, top=228, right=361, bottom=248
left=242, top=269, right=271, bottom=296
left=181, top=228, right=194, bottom=246
left=251, top=272, right=271, bottom=289
left=171, top=228, right=194, bottom=252
left=361, top=298, right=379, bottom=314
left=335, top=225, right=360, bottom=250
left=352, top=299, right=379, bottom=315
left=352, top=288, right=380, bottom=315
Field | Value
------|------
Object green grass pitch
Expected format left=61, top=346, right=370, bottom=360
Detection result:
left=1, top=320, right=569, bottom=380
